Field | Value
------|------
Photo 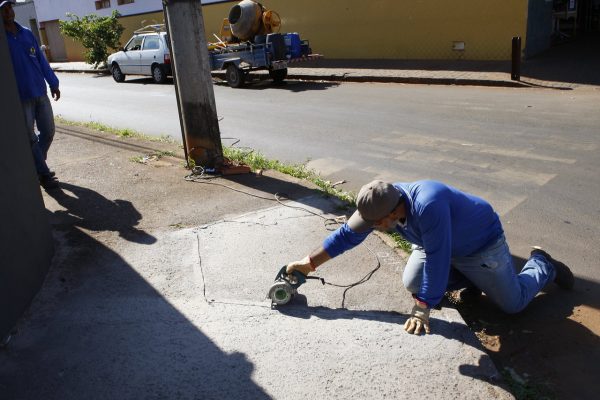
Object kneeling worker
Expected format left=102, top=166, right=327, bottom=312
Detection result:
left=286, top=180, right=574, bottom=335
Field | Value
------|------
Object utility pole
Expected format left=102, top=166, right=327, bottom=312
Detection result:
left=163, top=0, right=223, bottom=169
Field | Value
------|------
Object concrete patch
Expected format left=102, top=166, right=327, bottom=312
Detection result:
left=0, top=195, right=513, bottom=399
left=177, top=196, right=512, bottom=399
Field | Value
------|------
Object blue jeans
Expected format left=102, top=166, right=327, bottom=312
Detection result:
left=22, top=95, right=55, bottom=177
left=403, top=235, right=556, bottom=313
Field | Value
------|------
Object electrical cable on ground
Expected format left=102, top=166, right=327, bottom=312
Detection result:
left=185, top=143, right=384, bottom=309
left=322, top=246, right=381, bottom=308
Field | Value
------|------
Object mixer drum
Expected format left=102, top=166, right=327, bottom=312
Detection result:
left=229, top=0, right=263, bottom=41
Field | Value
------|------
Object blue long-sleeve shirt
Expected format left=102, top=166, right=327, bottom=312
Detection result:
left=5, top=22, right=59, bottom=101
left=323, top=180, right=504, bottom=307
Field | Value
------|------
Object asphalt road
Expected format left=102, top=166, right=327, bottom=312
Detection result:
left=53, top=73, right=600, bottom=288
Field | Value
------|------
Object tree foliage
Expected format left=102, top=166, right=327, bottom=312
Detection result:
left=60, top=11, right=125, bottom=68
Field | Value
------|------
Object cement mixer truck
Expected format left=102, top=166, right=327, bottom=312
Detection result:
left=208, top=0, right=321, bottom=88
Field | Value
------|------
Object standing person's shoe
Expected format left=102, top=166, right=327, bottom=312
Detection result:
left=39, top=174, right=59, bottom=190
left=531, top=247, right=575, bottom=290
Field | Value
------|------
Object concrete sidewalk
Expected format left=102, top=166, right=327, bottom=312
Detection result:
left=50, top=59, right=578, bottom=90
left=0, top=123, right=514, bottom=399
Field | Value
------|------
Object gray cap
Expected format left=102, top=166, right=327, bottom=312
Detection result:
left=0, top=1, right=15, bottom=8
left=347, top=180, right=401, bottom=232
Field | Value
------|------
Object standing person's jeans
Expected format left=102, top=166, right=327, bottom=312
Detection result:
left=22, top=95, right=55, bottom=176
left=403, top=235, right=556, bottom=313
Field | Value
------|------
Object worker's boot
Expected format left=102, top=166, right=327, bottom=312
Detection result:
left=459, top=286, right=483, bottom=303
left=444, top=286, right=482, bottom=306
left=531, top=247, right=574, bottom=290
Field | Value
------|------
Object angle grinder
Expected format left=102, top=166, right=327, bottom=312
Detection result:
left=268, top=266, right=324, bottom=306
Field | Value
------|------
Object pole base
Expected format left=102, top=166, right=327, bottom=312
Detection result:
left=219, top=159, right=251, bottom=175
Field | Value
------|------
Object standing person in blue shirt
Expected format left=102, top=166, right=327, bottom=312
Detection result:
left=287, top=180, right=574, bottom=335
left=2, top=0, right=60, bottom=189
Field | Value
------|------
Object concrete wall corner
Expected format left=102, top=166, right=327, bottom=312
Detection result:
left=0, top=22, right=55, bottom=339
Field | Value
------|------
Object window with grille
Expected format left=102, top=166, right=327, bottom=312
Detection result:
left=117, top=0, right=135, bottom=5
left=95, top=0, right=111, bottom=10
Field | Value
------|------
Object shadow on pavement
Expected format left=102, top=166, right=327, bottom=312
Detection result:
left=120, top=74, right=339, bottom=92
left=214, top=78, right=340, bottom=92
left=46, top=182, right=156, bottom=244
left=224, top=173, right=351, bottom=216
left=456, top=254, right=600, bottom=399
left=88, top=72, right=111, bottom=78
left=516, top=80, right=574, bottom=90
left=278, top=297, right=443, bottom=326
left=297, top=58, right=512, bottom=73
left=112, top=76, right=173, bottom=85
left=277, top=295, right=491, bottom=344
left=277, top=297, right=509, bottom=392
left=56, top=125, right=176, bottom=156
left=458, top=355, right=505, bottom=387
left=522, top=33, right=600, bottom=86
left=0, top=188, right=270, bottom=399
left=299, top=33, right=600, bottom=87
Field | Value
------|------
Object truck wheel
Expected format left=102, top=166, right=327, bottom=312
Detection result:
left=269, top=68, right=287, bottom=84
left=152, top=65, right=167, bottom=84
left=226, top=64, right=245, bottom=88
left=111, top=63, right=125, bottom=83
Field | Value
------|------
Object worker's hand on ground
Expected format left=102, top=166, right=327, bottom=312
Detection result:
left=286, top=256, right=312, bottom=276
left=404, top=304, right=431, bottom=335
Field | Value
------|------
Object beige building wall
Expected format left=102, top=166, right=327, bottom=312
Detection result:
left=41, top=20, right=68, bottom=61
left=118, top=11, right=165, bottom=41
left=64, top=37, right=86, bottom=62
left=201, top=0, right=529, bottom=61
left=61, top=11, right=165, bottom=62
left=59, top=0, right=530, bottom=62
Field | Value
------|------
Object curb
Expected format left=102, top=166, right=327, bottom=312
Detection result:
left=52, top=67, right=542, bottom=89
left=211, top=71, right=529, bottom=89
left=52, top=68, right=110, bottom=75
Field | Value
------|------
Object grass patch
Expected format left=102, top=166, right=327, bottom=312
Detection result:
left=223, top=147, right=355, bottom=204
left=387, top=232, right=412, bottom=253
left=55, top=116, right=176, bottom=144
left=222, top=146, right=411, bottom=254
left=501, top=368, right=554, bottom=400
left=130, top=155, right=146, bottom=164
left=116, top=128, right=136, bottom=138
left=155, top=150, right=176, bottom=158
left=56, top=116, right=411, bottom=255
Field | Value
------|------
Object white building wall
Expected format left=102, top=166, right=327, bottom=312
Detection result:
left=34, top=0, right=226, bottom=23
left=13, top=1, right=41, bottom=42
left=13, top=1, right=37, bottom=26
left=34, top=0, right=162, bottom=22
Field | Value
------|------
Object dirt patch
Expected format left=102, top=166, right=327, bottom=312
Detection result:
left=450, top=285, right=600, bottom=400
